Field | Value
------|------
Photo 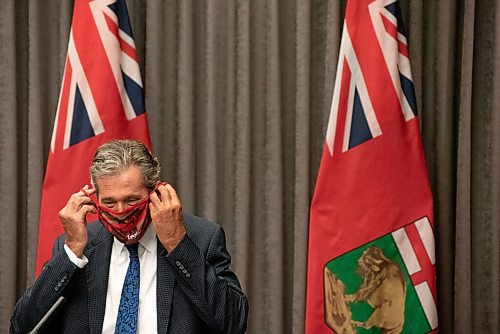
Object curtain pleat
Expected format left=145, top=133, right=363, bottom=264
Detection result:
left=232, top=0, right=252, bottom=296
left=0, top=1, right=19, bottom=329
left=1, top=0, right=500, bottom=333
left=291, top=1, right=310, bottom=332
left=454, top=0, right=475, bottom=332
left=468, top=1, right=500, bottom=332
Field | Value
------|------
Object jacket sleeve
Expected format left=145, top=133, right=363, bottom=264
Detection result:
left=161, top=224, right=249, bottom=333
left=10, top=237, right=79, bottom=334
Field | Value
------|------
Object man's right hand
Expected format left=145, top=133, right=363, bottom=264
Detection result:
left=59, top=185, right=96, bottom=258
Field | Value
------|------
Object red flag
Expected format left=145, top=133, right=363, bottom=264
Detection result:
left=36, top=0, right=151, bottom=276
left=306, top=1, right=437, bottom=333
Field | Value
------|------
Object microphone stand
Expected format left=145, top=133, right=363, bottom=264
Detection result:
left=29, top=296, right=66, bottom=334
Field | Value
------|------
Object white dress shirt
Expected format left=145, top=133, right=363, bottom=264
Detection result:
left=65, top=225, right=158, bottom=334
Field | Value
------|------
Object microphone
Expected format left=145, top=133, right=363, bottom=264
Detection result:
left=29, top=296, right=66, bottom=334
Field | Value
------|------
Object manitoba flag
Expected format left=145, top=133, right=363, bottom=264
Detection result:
left=36, top=0, right=152, bottom=275
left=305, top=0, right=437, bottom=333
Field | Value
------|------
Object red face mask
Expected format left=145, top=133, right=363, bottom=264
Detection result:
left=82, top=183, right=163, bottom=244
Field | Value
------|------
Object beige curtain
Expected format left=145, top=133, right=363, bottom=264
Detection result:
left=0, top=0, right=499, bottom=333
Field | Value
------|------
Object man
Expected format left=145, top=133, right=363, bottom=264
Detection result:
left=11, top=140, right=248, bottom=333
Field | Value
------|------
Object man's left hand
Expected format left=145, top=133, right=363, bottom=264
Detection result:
left=149, top=183, right=187, bottom=252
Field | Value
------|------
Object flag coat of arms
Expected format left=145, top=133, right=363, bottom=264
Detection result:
left=36, top=0, right=152, bottom=275
left=305, top=0, right=438, bottom=333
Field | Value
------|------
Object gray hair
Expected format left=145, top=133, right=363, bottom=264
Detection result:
left=90, top=140, right=161, bottom=191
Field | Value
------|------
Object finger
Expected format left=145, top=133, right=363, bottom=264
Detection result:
left=149, top=191, right=161, bottom=209
left=67, top=194, right=92, bottom=211
left=164, top=184, right=181, bottom=207
left=81, top=204, right=96, bottom=215
left=82, top=184, right=97, bottom=195
left=70, top=188, right=90, bottom=203
left=148, top=201, right=156, bottom=213
left=73, top=195, right=93, bottom=207
left=156, top=184, right=172, bottom=203
left=70, top=189, right=85, bottom=200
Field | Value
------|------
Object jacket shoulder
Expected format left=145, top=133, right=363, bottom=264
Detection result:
left=183, top=212, right=221, bottom=236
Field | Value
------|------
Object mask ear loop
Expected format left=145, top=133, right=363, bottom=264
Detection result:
left=80, top=188, right=97, bottom=206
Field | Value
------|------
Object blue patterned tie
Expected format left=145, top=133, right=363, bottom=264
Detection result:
left=115, top=243, right=140, bottom=334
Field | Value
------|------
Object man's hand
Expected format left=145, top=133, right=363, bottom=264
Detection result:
left=59, top=185, right=96, bottom=258
left=149, top=183, right=187, bottom=252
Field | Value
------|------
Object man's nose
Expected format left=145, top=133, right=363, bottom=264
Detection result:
left=115, top=202, right=126, bottom=212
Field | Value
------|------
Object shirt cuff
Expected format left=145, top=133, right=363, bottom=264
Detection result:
left=64, top=244, right=89, bottom=268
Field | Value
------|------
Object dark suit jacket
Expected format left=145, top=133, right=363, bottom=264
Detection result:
left=11, top=214, right=248, bottom=333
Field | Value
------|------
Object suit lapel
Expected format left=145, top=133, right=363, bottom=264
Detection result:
left=157, top=240, right=175, bottom=334
left=85, top=224, right=113, bottom=334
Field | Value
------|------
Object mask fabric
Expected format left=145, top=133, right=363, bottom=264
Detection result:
left=82, top=183, right=163, bottom=244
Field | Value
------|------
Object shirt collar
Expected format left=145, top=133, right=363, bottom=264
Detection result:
left=139, top=224, right=156, bottom=253
left=112, top=225, right=157, bottom=255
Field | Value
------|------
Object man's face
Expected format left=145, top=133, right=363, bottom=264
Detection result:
left=94, top=165, right=153, bottom=244
left=96, top=165, right=149, bottom=217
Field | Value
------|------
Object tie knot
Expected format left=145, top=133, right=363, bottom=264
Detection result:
left=126, top=243, right=139, bottom=258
